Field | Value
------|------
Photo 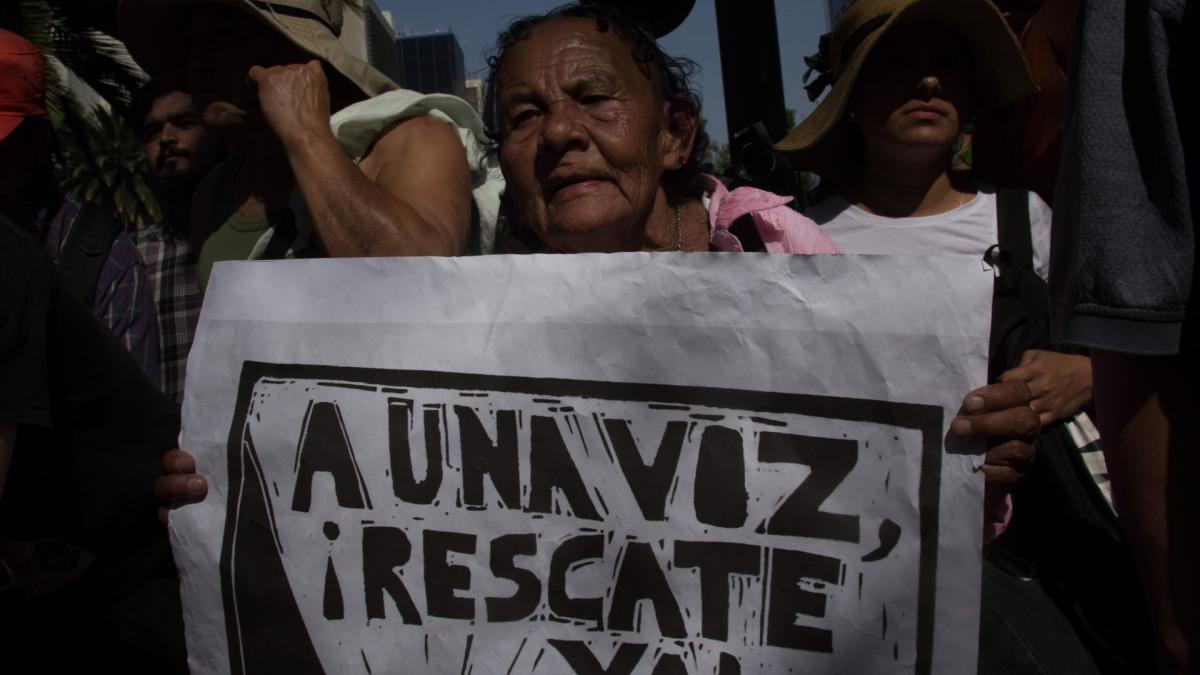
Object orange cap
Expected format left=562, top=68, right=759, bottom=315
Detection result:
left=0, top=29, right=47, bottom=143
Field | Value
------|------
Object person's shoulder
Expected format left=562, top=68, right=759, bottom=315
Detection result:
left=979, top=181, right=1052, bottom=219
left=339, top=89, right=476, bottom=164
left=361, top=113, right=470, bottom=181
left=374, top=114, right=462, bottom=152
left=972, top=180, right=999, bottom=195
left=1025, top=190, right=1053, bottom=219
left=334, top=89, right=480, bottom=137
left=801, top=194, right=852, bottom=226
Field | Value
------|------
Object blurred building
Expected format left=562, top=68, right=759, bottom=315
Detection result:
left=340, top=0, right=400, bottom=82
left=395, top=31, right=466, bottom=99
left=463, top=78, right=483, bottom=114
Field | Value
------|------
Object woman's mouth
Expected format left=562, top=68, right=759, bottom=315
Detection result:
left=906, top=105, right=946, bottom=120
left=545, top=171, right=610, bottom=202
left=551, top=179, right=605, bottom=202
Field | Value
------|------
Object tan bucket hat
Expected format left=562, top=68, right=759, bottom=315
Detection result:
left=776, top=0, right=1036, bottom=177
left=118, top=0, right=396, bottom=102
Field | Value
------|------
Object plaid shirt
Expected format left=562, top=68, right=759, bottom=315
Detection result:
left=131, top=222, right=199, bottom=404
left=41, top=193, right=159, bottom=382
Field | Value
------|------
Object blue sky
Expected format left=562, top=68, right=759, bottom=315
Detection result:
left=376, top=0, right=833, bottom=145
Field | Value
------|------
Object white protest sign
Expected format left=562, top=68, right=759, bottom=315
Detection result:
left=177, top=253, right=992, bottom=675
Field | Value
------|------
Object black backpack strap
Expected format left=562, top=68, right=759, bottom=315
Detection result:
left=987, top=188, right=1045, bottom=381
left=57, top=202, right=123, bottom=307
left=995, top=188, right=1034, bottom=272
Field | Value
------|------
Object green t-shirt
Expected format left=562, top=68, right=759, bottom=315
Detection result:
left=196, top=211, right=271, bottom=294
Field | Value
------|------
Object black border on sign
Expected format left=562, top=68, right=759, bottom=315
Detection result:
left=219, top=361, right=946, bottom=675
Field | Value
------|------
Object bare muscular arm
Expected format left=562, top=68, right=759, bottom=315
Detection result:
left=250, top=61, right=471, bottom=257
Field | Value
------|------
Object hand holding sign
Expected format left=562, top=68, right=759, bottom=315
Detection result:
left=999, top=349, right=1093, bottom=426
left=155, top=448, right=206, bottom=524
left=951, top=381, right=1039, bottom=491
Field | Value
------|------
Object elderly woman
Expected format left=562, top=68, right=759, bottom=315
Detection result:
left=157, top=3, right=1027, bottom=549
left=485, top=4, right=840, bottom=255
left=154, top=3, right=840, bottom=509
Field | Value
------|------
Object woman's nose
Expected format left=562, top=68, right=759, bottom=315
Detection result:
left=540, top=103, right=589, bottom=153
left=914, top=74, right=942, bottom=100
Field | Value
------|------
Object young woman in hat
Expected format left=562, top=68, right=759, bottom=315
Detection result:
left=781, top=1, right=1148, bottom=673
left=782, top=0, right=1091, bottom=514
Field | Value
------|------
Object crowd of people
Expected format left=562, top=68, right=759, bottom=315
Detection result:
left=0, top=0, right=1194, bottom=672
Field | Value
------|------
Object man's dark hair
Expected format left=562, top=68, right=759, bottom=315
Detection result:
left=483, top=2, right=710, bottom=195
left=130, top=80, right=172, bottom=132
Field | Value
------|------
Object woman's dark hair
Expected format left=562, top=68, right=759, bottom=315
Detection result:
left=483, top=2, right=709, bottom=196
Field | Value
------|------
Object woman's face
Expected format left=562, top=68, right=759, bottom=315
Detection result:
left=495, top=17, right=685, bottom=252
left=848, top=20, right=971, bottom=160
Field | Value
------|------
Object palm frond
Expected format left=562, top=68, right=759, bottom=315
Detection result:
left=3, top=0, right=160, bottom=229
left=50, top=92, right=162, bottom=229
left=3, top=0, right=143, bottom=116
left=47, top=22, right=144, bottom=112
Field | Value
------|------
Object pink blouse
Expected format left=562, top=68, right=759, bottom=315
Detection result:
left=703, top=175, right=843, bottom=254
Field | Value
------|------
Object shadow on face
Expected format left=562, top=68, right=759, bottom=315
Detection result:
left=142, top=91, right=222, bottom=192
left=847, top=17, right=972, bottom=162
left=495, top=17, right=684, bottom=253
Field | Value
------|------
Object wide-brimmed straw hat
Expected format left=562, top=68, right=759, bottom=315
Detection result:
left=118, top=0, right=396, bottom=102
left=776, top=0, right=1036, bottom=177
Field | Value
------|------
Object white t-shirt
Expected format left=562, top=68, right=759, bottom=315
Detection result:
left=804, top=184, right=1053, bottom=281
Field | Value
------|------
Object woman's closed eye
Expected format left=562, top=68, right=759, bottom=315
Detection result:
left=578, top=93, right=621, bottom=120
left=508, top=107, right=541, bottom=129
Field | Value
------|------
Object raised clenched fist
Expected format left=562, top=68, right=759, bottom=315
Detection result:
left=248, top=60, right=331, bottom=146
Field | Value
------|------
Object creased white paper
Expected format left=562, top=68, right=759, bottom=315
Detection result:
left=177, top=253, right=992, bottom=675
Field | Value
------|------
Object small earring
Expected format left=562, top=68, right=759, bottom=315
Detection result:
left=678, top=155, right=688, bottom=167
